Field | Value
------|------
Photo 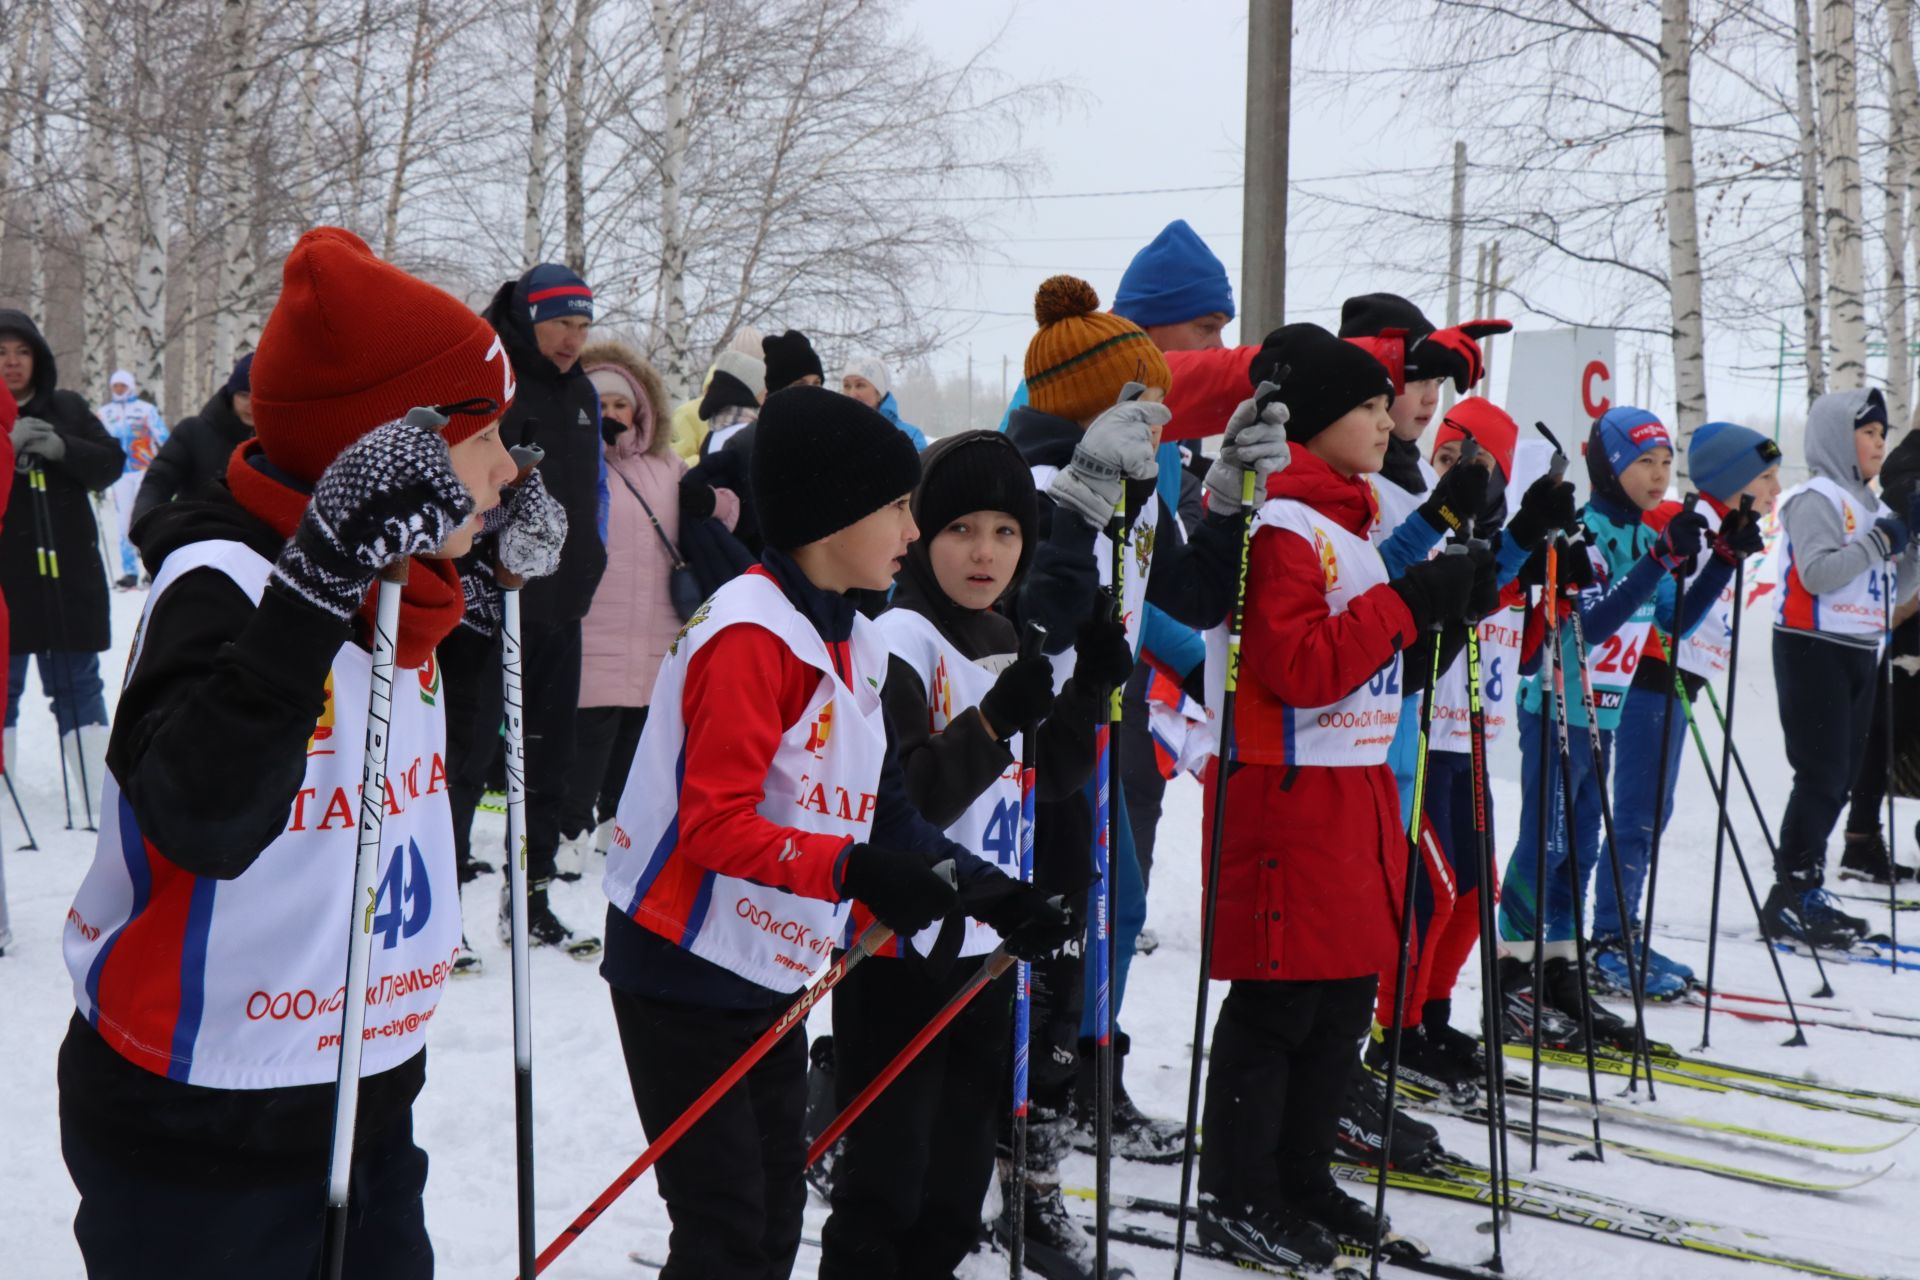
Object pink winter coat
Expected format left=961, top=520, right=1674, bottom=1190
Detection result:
left=579, top=417, right=739, bottom=709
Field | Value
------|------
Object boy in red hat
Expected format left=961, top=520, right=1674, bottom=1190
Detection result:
left=57, top=227, right=566, bottom=1278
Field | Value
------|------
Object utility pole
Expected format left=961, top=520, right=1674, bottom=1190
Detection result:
left=1442, top=141, right=1468, bottom=412
left=1240, top=0, right=1291, bottom=337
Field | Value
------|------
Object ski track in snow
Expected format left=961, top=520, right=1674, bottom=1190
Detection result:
left=4, top=591, right=1919, bottom=1278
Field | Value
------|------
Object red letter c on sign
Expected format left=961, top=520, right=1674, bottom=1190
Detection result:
left=1582, top=360, right=1612, bottom=418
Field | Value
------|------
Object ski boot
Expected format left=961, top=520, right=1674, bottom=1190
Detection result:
left=1363, top=1020, right=1479, bottom=1107
left=1196, top=1194, right=1337, bottom=1271
left=803, top=1035, right=840, bottom=1201
left=1840, top=829, right=1918, bottom=885
left=1763, top=881, right=1870, bottom=949
left=1134, top=926, right=1160, bottom=956
left=993, top=1163, right=1125, bottom=1280
left=1590, top=932, right=1688, bottom=1001
left=1419, top=998, right=1484, bottom=1076
left=1069, top=1032, right=1185, bottom=1163
left=1334, top=1066, right=1443, bottom=1171
left=501, top=881, right=603, bottom=957
left=1494, top=956, right=1587, bottom=1049
left=552, top=829, right=593, bottom=883
left=452, top=932, right=483, bottom=977
left=1284, top=1169, right=1389, bottom=1249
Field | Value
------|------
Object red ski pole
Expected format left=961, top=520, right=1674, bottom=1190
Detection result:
left=526, top=919, right=895, bottom=1276
left=807, top=945, right=1017, bottom=1165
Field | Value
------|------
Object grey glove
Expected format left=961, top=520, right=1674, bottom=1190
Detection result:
left=11, top=415, right=64, bottom=466
left=1047, top=398, right=1171, bottom=531
left=497, top=469, right=568, bottom=580
left=269, top=410, right=475, bottom=620
left=1204, top=381, right=1291, bottom=515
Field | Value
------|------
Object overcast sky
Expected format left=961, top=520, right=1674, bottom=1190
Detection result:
left=899, top=0, right=1798, bottom=431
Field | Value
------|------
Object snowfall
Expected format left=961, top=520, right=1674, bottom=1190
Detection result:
left=5, top=587, right=1920, bottom=1280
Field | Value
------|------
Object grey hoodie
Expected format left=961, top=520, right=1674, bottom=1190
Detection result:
left=1778, top=387, right=1919, bottom=645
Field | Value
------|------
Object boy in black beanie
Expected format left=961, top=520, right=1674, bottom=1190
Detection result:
left=601, top=388, right=1073, bottom=1280
left=817, top=429, right=1127, bottom=1280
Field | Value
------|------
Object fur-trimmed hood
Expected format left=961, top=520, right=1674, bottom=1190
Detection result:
left=580, top=339, right=671, bottom=458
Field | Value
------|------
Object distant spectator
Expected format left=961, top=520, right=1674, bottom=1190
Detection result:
left=763, top=328, right=824, bottom=393
left=98, top=368, right=167, bottom=588
left=131, top=354, right=255, bottom=532
left=841, top=354, right=927, bottom=450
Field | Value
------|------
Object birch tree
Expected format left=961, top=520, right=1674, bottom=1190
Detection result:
left=80, top=0, right=118, bottom=391
left=648, top=0, right=693, bottom=397
left=1797, top=0, right=1828, bottom=399
left=1819, top=0, right=1868, bottom=389
left=562, top=0, right=594, bottom=275
left=213, top=0, right=260, bottom=371
left=1660, top=0, right=1708, bottom=436
left=24, top=0, right=51, bottom=318
left=382, top=0, right=433, bottom=258
left=523, top=0, right=560, bottom=266
left=129, top=0, right=170, bottom=396
left=1888, top=0, right=1915, bottom=426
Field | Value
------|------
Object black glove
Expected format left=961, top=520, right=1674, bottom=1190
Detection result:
left=458, top=553, right=502, bottom=638
left=1651, top=510, right=1709, bottom=572
left=1505, top=475, right=1577, bottom=550
left=680, top=476, right=717, bottom=522
left=269, top=411, right=475, bottom=620
left=841, top=846, right=958, bottom=937
left=1875, top=514, right=1911, bottom=559
left=969, top=876, right=1078, bottom=961
left=1711, top=506, right=1766, bottom=564
left=1416, top=458, right=1489, bottom=537
left=980, top=652, right=1056, bottom=739
left=1389, top=553, right=1478, bottom=631
left=1467, top=544, right=1500, bottom=620
left=1072, top=607, right=1134, bottom=691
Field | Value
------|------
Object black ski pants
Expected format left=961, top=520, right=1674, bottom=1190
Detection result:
left=818, top=954, right=1010, bottom=1280
left=562, top=704, right=649, bottom=838
left=1199, top=975, right=1376, bottom=1212
left=611, top=986, right=808, bottom=1280
left=441, top=624, right=504, bottom=881
left=1775, top=630, right=1881, bottom=886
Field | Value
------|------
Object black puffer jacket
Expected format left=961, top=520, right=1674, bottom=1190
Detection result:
left=0, top=309, right=125, bottom=652
left=130, top=389, right=253, bottom=530
left=477, top=278, right=607, bottom=622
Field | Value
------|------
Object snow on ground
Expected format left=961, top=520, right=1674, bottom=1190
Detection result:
left=5, top=589, right=1920, bottom=1278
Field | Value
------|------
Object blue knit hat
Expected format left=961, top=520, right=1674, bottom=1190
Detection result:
left=520, top=262, right=594, bottom=324
left=1594, top=406, right=1672, bottom=471
left=224, top=351, right=253, bottom=397
left=1112, top=220, right=1235, bottom=328
left=1688, top=421, right=1782, bottom=504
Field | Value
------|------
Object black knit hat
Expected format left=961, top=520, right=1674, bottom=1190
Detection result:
left=753, top=385, right=921, bottom=549
left=763, top=329, right=825, bottom=393
left=698, top=368, right=760, bottom=421
left=1336, top=292, right=1435, bottom=342
left=1251, top=323, right=1396, bottom=443
left=912, top=430, right=1039, bottom=584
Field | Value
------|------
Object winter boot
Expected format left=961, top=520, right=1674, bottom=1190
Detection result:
left=1282, top=1168, right=1389, bottom=1247
left=592, top=817, right=616, bottom=856
left=60, top=724, right=109, bottom=824
left=1362, top=1021, right=1479, bottom=1107
left=1334, top=1065, right=1443, bottom=1171
left=1543, top=956, right=1639, bottom=1048
left=992, top=1162, right=1121, bottom=1280
left=501, top=881, right=602, bottom=957
left=1419, top=998, right=1484, bottom=1075
left=1196, top=1195, right=1337, bottom=1271
left=1133, top=926, right=1160, bottom=956
left=803, top=1035, right=840, bottom=1200
left=1494, top=956, right=1587, bottom=1050
left=2, top=728, right=15, bottom=780
left=452, top=932, right=483, bottom=976
left=1642, top=940, right=1696, bottom=988
left=1840, top=829, right=1918, bottom=885
left=1589, top=932, right=1687, bottom=1001
left=552, top=829, right=591, bottom=883
left=1070, top=1032, right=1186, bottom=1163
left=1763, top=881, right=1871, bottom=949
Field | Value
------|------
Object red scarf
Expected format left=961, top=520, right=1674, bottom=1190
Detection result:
left=227, top=439, right=465, bottom=669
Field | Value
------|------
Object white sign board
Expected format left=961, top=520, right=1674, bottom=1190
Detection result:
left=1500, top=326, right=1619, bottom=505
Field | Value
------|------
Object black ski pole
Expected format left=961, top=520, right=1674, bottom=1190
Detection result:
left=26, top=469, right=75, bottom=829
left=2, top=762, right=36, bottom=851
left=37, top=465, right=99, bottom=831
left=1009, top=620, right=1047, bottom=1280
left=1369, top=561, right=1452, bottom=1280
left=1883, top=571, right=1900, bottom=974
left=1527, top=551, right=1554, bottom=1174
left=1543, top=535, right=1605, bottom=1161
left=1170, top=402, right=1270, bottom=1278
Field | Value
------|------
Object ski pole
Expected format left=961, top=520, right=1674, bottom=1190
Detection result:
left=1369, top=560, right=1454, bottom=1280
left=1527, top=541, right=1555, bottom=1173
left=1171, top=462, right=1260, bottom=1279
left=1010, top=620, right=1048, bottom=1280
left=1543, top=535, right=1605, bottom=1161
left=499, top=441, right=545, bottom=1280
left=320, top=558, right=409, bottom=1280
left=2, top=764, right=36, bottom=851
left=1671, top=653, right=1812, bottom=1044
left=809, top=944, right=1021, bottom=1165
left=35, top=465, right=98, bottom=832
left=26, top=469, right=75, bottom=829
left=1883, top=565, right=1899, bottom=975
left=529, top=918, right=898, bottom=1276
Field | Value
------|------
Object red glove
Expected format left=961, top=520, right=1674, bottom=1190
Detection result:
left=1406, top=320, right=1513, bottom=392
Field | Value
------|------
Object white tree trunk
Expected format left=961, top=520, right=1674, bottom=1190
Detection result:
left=524, top=0, right=560, bottom=266
left=131, top=0, right=170, bottom=399
left=345, top=0, right=375, bottom=221
left=650, top=0, right=693, bottom=400
left=214, top=0, right=260, bottom=371
left=293, top=0, right=324, bottom=210
left=1819, top=0, right=1868, bottom=390
left=0, top=2, right=40, bottom=192
left=1660, top=0, right=1708, bottom=440
left=25, top=0, right=52, bottom=320
left=1888, top=0, right=1915, bottom=428
left=81, top=0, right=116, bottom=394
left=562, top=0, right=594, bottom=275
left=382, top=0, right=432, bottom=259
left=1797, top=0, right=1827, bottom=400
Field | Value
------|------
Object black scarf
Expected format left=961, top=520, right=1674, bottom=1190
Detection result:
left=1381, top=433, right=1428, bottom=494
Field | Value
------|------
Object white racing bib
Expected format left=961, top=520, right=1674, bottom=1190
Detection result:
left=1775, top=476, right=1893, bottom=639
left=1432, top=600, right=1525, bottom=752
left=1033, top=465, right=1159, bottom=692
left=66, top=540, right=458, bottom=1090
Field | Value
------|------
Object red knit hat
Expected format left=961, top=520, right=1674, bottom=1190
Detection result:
left=1433, top=395, right=1518, bottom=480
left=250, top=227, right=516, bottom=483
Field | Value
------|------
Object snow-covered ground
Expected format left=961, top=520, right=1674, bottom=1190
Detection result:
left=4, top=589, right=1919, bottom=1278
